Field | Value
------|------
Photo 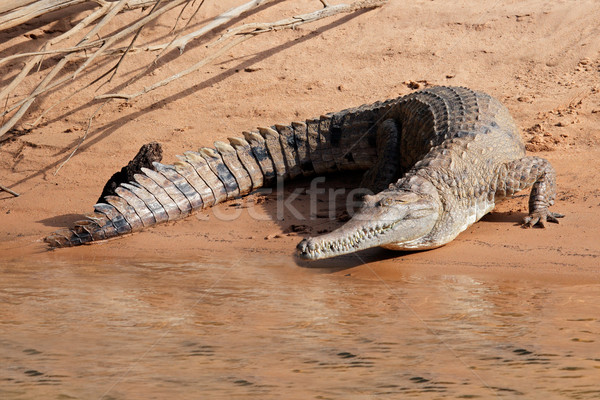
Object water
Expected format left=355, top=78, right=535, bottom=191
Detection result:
left=1, top=256, right=599, bottom=399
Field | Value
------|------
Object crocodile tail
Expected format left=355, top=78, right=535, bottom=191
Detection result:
left=43, top=135, right=265, bottom=247
left=44, top=96, right=400, bottom=248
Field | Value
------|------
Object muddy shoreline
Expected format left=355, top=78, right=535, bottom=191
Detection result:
left=1, top=1, right=599, bottom=277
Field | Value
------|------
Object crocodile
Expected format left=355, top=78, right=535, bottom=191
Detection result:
left=45, top=86, right=563, bottom=260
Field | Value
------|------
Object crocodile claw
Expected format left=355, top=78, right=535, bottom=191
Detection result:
left=523, top=210, right=565, bottom=228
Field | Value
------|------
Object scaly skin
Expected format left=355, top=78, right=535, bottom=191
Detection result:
left=297, top=88, right=564, bottom=260
left=45, top=86, right=563, bottom=259
left=297, top=178, right=442, bottom=259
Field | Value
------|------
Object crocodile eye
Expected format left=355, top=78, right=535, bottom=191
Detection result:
left=379, top=197, right=409, bottom=206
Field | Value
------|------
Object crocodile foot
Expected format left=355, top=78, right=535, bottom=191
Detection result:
left=523, top=210, right=565, bottom=228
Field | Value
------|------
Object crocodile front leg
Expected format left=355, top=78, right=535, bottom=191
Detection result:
left=496, top=156, right=565, bottom=227
left=359, top=119, right=401, bottom=193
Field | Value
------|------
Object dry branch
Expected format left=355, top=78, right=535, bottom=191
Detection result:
left=0, top=183, right=20, bottom=197
left=166, top=0, right=271, bottom=53
left=0, top=0, right=191, bottom=122
left=0, top=0, right=270, bottom=66
left=0, top=0, right=273, bottom=138
left=97, top=0, right=387, bottom=100
left=70, top=0, right=190, bottom=81
left=54, top=101, right=106, bottom=175
left=0, top=0, right=158, bottom=31
left=0, top=0, right=130, bottom=138
left=96, top=35, right=247, bottom=100
left=217, top=0, right=385, bottom=42
left=0, top=0, right=387, bottom=145
left=0, top=0, right=93, bottom=31
left=0, top=4, right=109, bottom=102
left=0, top=1, right=39, bottom=15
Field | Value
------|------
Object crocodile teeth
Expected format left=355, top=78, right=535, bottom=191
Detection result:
left=305, top=223, right=395, bottom=257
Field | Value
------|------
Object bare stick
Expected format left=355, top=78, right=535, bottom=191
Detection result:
left=0, top=56, right=71, bottom=138
left=216, top=0, right=386, bottom=43
left=71, top=0, right=190, bottom=80
left=0, top=0, right=157, bottom=31
left=0, top=0, right=187, bottom=124
left=0, top=1, right=38, bottom=15
left=0, top=4, right=110, bottom=101
left=0, top=40, right=106, bottom=68
left=54, top=101, right=107, bottom=175
left=103, top=0, right=164, bottom=85
left=0, top=0, right=130, bottom=138
left=167, top=0, right=272, bottom=53
left=0, top=183, right=20, bottom=197
left=98, top=0, right=387, bottom=100
left=0, top=0, right=254, bottom=67
left=96, top=35, right=247, bottom=100
left=1, top=0, right=271, bottom=132
left=0, top=0, right=92, bottom=31
left=0, top=1, right=268, bottom=71
left=64, top=0, right=271, bottom=62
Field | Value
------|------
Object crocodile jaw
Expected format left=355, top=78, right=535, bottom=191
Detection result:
left=296, top=191, right=440, bottom=260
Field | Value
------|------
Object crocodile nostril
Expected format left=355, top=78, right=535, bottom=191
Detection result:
left=296, top=239, right=307, bottom=251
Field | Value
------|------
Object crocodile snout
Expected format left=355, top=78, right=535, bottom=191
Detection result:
left=296, top=238, right=315, bottom=260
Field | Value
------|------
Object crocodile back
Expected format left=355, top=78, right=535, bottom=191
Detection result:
left=385, top=86, right=523, bottom=172
left=44, top=86, right=525, bottom=248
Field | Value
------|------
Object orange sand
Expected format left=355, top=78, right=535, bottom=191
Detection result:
left=1, top=1, right=599, bottom=281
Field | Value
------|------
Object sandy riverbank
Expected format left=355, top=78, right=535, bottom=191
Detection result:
left=1, top=0, right=599, bottom=281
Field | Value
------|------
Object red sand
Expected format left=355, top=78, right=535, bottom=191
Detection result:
left=1, top=1, right=599, bottom=281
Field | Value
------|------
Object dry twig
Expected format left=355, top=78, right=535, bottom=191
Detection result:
left=0, top=0, right=387, bottom=146
left=0, top=0, right=156, bottom=31
left=0, top=4, right=110, bottom=105
left=0, top=0, right=130, bottom=138
left=96, top=35, right=247, bottom=100
left=0, top=183, right=20, bottom=197
left=54, top=101, right=106, bottom=175
left=97, top=0, right=387, bottom=100
left=0, top=0, right=276, bottom=138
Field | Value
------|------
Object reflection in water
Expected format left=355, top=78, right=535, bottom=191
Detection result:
left=1, top=257, right=599, bottom=399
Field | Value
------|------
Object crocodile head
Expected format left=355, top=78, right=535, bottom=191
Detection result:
left=296, top=187, right=441, bottom=260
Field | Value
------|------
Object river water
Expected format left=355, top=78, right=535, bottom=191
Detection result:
left=1, top=256, right=599, bottom=399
